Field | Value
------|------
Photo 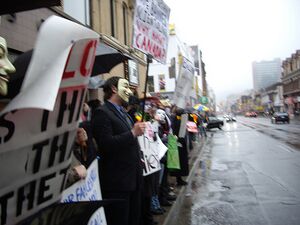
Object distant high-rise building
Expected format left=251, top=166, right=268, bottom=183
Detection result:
left=252, top=58, right=281, bottom=91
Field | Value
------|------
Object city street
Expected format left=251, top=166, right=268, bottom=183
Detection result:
left=165, top=118, right=300, bottom=225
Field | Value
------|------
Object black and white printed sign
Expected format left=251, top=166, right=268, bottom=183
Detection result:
left=0, top=16, right=99, bottom=225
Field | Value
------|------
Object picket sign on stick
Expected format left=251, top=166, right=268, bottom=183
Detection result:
left=132, top=0, right=170, bottom=120
left=132, top=0, right=170, bottom=63
left=0, top=15, right=99, bottom=225
left=138, top=122, right=167, bottom=176
left=173, top=57, right=195, bottom=109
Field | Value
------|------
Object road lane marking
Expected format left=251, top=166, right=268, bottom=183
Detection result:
left=278, top=144, right=294, bottom=153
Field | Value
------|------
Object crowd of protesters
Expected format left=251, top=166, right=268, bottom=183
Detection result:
left=67, top=76, right=210, bottom=225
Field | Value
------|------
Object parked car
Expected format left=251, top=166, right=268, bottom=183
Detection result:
left=224, top=114, right=236, bottom=122
left=271, top=112, right=289, bottom=124
left=245, top=111, right=257, bottom=117
left=206, top=116, right=224, bottom=130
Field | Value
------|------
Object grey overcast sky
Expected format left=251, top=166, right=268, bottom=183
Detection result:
left=164, top=0, right=300, bottom=103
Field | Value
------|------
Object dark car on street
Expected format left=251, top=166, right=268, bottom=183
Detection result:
left=206, top=116, right=224, bottom=130
left=271, top=112, right=289, bottom=124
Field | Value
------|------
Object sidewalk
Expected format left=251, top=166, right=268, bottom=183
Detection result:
left=291, top=115, right=300, bottom=124
left=155, top=137, right=207, bottom=225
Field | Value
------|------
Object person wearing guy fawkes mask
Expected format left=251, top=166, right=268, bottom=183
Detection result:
left=0, top=36, right=16, bottom=110
left=92, top=76, right=146, bottom=225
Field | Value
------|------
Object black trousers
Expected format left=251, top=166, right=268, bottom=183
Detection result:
left=103, top=189, right=142, bottom=225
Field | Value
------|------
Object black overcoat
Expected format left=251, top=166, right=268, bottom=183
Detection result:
left=92, top=101, right=143, bottom=192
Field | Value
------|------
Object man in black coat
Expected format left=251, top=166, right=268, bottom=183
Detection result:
left=92, top=76, right=146, bottom=225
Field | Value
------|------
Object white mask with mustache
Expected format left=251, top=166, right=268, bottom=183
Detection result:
left=117, top=79, right=132, bottom=102
left=0, top=37, right=16, bottom=96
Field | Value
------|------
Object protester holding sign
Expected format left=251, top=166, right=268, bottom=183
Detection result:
left=170, top=107, right=189, bottom=186
left=92, top=76, right=146, bottom=225
left=66, top=128, right=88, bottom=187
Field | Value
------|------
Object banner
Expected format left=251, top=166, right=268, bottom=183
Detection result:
left=0, top=16, right=99, bottom=225
left=173, top=57, right=195, bottom=108
left=138, top=122, right=167, bottom=176
left=132, top=0, right=170, bottom=63
left=61, top=159, right=106, bottom=225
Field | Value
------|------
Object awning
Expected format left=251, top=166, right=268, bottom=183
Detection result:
left=0, top=0, right=61, bottom=15
left=91, top=41, right=133, bottom=76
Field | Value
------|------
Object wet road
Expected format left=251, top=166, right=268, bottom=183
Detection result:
left=237, top=116, right=300, bottom=149
left=166, top=119, right=300, bottom=225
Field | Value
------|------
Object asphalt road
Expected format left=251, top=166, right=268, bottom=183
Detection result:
left=165, top=118, right=300, bottom=225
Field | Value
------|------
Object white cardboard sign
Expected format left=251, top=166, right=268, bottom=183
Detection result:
left=138, top=122, right=168, bottom=176
left=61, top=159, right=107, bottom=225
left=173, top=57, right=195, bottom=109
left=0, top=16, right=99, bottom=225
left=132, top=0, right=170, bottom=63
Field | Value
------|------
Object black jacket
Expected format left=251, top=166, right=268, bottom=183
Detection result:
left=92, top=101, right=143, bottom=192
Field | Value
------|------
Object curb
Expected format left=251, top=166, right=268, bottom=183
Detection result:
left=161, top=138, right=209, bottom=225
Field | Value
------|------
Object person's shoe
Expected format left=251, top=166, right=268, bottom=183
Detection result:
left=166, top=194, right=177, bottom=201
left=169, top=186, right=174, bottom=191
left=150, top=208, right=164, bottom=215
left=160, top=199, right=173, bottom=206
left=177, top=179, right=188, bottom=186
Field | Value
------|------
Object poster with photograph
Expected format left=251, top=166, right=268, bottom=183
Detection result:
left=128, top=60, right=139, bottom=86
left=148, top=76, right=155, bottom=92
left=159, top=74, right=166, bottom=92
left=138, top=122, right=167, bottom=176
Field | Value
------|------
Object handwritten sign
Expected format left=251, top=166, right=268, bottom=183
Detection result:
left=132, top=0, right=170, bottom=63
left=173, top=57, right=195, bottom=108
left=0, top=16, right=99, bottom=225
left=61, top=159, right=107, bottom=225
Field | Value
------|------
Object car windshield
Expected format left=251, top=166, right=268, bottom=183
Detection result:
left=275, top=112, right=288, bottom=116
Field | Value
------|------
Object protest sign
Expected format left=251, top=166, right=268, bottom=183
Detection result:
left=173, top=57, right=195, bottom=109
left=18, top=201, right=108, bottom=225
left=61, top=159, right=107, bottom=225
left=138, top=122, right=167, bottom=176
left=178, top=114, right=188, bottom=138
left=132, top=0, right=170, bottom=63
left=0, top=16, right=99, bottom=225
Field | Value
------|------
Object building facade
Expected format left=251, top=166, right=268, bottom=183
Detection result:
left=252, top=58, right=281, bottom=91
left=0, top=0, right=148, bottom=101
left=260, top=82, right=284, bottom=113
left=282, top=50, right=300, bottom=117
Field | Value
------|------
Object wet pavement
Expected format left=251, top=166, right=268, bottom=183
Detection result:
left=163, top=120, right=300, bottom=225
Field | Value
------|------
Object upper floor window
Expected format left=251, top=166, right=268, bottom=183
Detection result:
left=63, top=0, right=90, bottom=26
left=122, top=2, right=129, bottom=45
left=297, top=57, right=300, bottom=70
left=110, top=0, right=116, bottom=37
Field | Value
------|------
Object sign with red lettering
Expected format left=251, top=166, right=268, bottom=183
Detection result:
left=0, top=16, right=99, bottom=225
left=132, top=0, right=170, bottom=63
